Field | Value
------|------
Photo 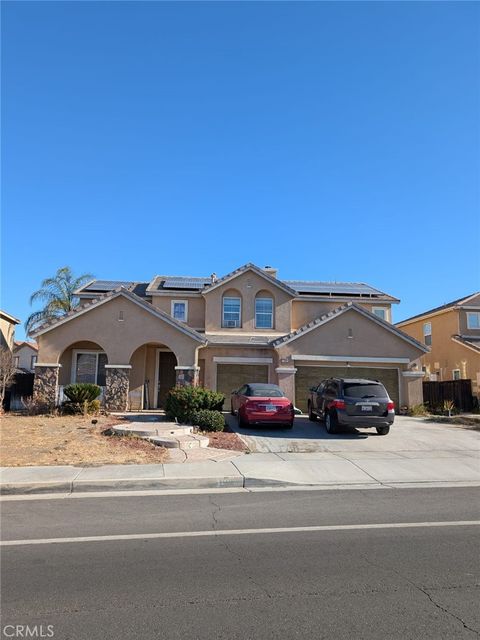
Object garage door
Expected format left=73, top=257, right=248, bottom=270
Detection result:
left=216, top=364, right=269, bottom=406
left=295, top=366, right=399, bottom=413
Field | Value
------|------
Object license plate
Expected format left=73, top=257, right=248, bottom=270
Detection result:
left=265, top=404, right=277, bottom=411
left=361, top=405, right=373, bottom=412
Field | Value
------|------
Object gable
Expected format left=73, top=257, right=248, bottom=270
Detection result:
left=275, top=306, right=427, bottom=361
left=202, top=264, right=296, bottom=298
left=35, top=291, right=205, bottom=365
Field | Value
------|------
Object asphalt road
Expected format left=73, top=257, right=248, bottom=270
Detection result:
left=2, top=487, right=480, bottom=640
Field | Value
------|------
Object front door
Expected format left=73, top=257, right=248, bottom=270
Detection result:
left=156, top=351, right=177, bottom=408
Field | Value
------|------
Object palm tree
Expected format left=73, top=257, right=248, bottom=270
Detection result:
left=25, top=267, right=94, bottom=336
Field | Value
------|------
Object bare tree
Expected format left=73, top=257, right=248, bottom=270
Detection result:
left=0, top=347, right=17, bottom=411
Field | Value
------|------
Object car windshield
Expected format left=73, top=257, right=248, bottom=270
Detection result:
left=247, top=387, right=284, bottom=397
left=343, top=383, right=387, bottom=399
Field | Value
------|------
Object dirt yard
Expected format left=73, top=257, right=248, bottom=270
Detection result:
left=0, top=414, right=170, bottom=467
left=206, top=425, right=248, bottom=451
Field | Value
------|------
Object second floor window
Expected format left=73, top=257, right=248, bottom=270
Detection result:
left=171, top=301, right=187, bottom=322
left=223, top=297, right=241, bottom=328
left=467, top=312, right=480, bottom=329
left=423, top=322, right=432, bottom=346
left=255, top=297, right=273, bottom=329
left=31, top=355, right=37, bottom=370
left=372, top=307, right=387, bottom=321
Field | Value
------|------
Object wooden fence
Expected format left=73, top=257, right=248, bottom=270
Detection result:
left=422, top=379, right=474, bottom=412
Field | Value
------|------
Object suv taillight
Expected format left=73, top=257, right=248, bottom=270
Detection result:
left=387, top=401, right=395, bottom=412
left=331, top=399, right=345, bottom=410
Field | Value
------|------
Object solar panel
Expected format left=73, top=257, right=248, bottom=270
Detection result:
left=84, top=280, right=133, bottom=291
left=162, top=277, right=211, bottom=290
left=283, top=281, right=385, bottom=296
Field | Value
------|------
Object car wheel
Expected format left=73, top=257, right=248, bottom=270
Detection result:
left=325, top=412, right=337, bottom=434
left=238, top=412, right=246, bottom=429
left=376, top=426, right=390, bottom=436
left=308, top=402, right=317, bottom=422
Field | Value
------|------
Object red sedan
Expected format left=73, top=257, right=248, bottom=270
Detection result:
left=230, top=383, right=294, bottom=429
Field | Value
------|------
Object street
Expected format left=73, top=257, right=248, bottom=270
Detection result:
left=2, top=487, right=479, bottom=639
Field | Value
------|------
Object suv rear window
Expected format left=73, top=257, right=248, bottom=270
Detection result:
left=343, top=383, right=387, bottom=399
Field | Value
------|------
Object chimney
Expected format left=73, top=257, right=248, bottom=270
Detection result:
left=263, top=266, right=278, bottom=278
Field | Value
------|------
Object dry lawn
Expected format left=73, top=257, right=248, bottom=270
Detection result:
left=0, top=414, right=169, bottom=467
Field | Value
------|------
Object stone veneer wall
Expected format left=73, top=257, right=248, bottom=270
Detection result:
left=105, top=368, right=130, bottom=411
left=33, top=366, right=60, bottom=409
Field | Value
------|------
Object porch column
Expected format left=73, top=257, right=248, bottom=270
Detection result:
left=33, top=363, right=61, bottom=409
left=175, top=365, right=200, bottom=387
left=105, top=365, right=131, bottom=411
left=275, top=367, right=297, bottom=406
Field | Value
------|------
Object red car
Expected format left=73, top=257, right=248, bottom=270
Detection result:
left=230, top=383, right=294, bottom=429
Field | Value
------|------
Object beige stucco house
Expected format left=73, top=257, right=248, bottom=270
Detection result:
left=0, top=310, right=20, bottom=351
left=31, top=264, right=428, bottom=412
left=13, top=341, right=38, bottom=372
left=397, top=293, right=480, bottom=400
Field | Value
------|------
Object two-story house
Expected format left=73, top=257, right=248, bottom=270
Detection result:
left=397, top=293, right=480, bottom=400
left=31, top=263, right=428, bottom=412
left=13, top=341, right=38, bottom=372
left=0, top=310, right=20, bottom=351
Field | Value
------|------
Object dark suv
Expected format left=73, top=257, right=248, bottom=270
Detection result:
left=307, top=378, right=395, bottom=435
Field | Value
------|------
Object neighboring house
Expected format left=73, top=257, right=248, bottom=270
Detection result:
left=397, top=293, right=480, bottom=400
left=13, top=341, right=38, bottom=372
left=31, top=263, right=428, bottom=412
left=0, top=310, right=20, bottom=351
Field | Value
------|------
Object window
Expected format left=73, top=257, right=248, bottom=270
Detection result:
left=73, top=352, right=107, bottom=386
left=222, top=297, right=241, bottom=328
left=171, top=300, right=188, bottom=323
left=372, top=307, right=388, bottom=321
left=342, top=382, right=387, bottom=398
left=255, top=297, right=274, bottom=329
left=31, top=355, right=37, bottom=370
left=452, top=369, right=461, bottom=380
left=467, top=312, right=480, bottom=329
left=423, top=322, right=432, bottom=346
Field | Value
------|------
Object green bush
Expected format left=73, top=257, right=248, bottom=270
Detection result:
left=190, top=409, right=225, bottom=432
left=408, top=403, right=429, bottom=416
left=61, top=398, right=101, bottom=415
left=165, top=386, right=225, bottom=422
left=63, top=383, right=101, bottom=403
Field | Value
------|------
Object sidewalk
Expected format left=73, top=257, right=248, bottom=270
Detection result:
left=1, top=448, right=479, bottom=495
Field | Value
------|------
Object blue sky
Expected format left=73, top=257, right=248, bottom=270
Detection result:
left=2, top=1, right=479, bottom=340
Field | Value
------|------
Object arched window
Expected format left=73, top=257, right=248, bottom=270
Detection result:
left=222, top=290, right=242, bottom=328
left=255, top=293, right=274, bottom=329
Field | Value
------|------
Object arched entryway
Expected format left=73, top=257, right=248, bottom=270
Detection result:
left=129, top=343, right=178, bottom=410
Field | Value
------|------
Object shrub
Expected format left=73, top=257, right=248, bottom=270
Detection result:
left=408, top=403, right=429, bottom=417
left=165, top=386, right=225, bottom=422
left=63, top=383, right=101, bottom=403
left=190, top=409, right=225, bottom=432
left=61, top=399, right=101, bottom=415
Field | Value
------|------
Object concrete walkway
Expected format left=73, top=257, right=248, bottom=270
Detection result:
left=1, top=448, right=479, bottom=495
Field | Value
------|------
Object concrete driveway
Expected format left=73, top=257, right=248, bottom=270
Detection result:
left=227, top=414, right=480, bottom=456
